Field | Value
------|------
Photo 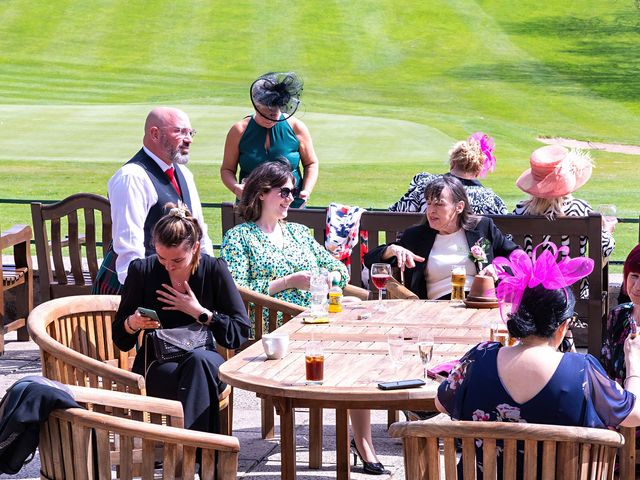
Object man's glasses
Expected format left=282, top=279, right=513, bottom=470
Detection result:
left=163, top=127, right=197, bottom=138
left=277, top=187, right=300, bottom=199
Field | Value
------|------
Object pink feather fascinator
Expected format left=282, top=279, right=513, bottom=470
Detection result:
left=468, top=132, right=496, bottom=178
left=492, top=242, right=594, bottom=318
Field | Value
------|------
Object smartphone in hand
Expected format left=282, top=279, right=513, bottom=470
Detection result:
left=137, top=307, right=161, bottom=327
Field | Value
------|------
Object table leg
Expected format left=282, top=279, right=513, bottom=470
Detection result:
left=336, top=408, right=350, bottom=480
left=261, top=396, right=275, bottom=439
left=309, top=407, right=323, bottom=468
left=273, top=397, right=296, bottom=480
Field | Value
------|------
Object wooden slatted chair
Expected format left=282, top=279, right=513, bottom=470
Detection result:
left=41, top=386, right=239, bottom=479
left=27, top=294, right=233, bottom=436
left=344, top=283, right=370, bottom=300
left=389, top=418, right=624, bottom=480
left=619, top=426, right=637, bottom=480
left=0, top=225, right=33, bottom=354
left=31, top=193, right=112, bottom=301
left=237, top=285, right=306, bottom=346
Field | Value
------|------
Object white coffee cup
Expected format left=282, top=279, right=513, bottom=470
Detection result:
left=262, top=333, right=290, bottom=360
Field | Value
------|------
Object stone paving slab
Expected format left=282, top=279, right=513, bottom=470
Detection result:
left=0, top=331, right=407, bottom=479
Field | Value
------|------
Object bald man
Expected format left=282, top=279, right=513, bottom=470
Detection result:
left=93, top=107, right=213, bottom=294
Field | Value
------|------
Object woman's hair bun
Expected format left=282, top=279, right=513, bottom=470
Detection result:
left=505, top=284, right=575, bottom=339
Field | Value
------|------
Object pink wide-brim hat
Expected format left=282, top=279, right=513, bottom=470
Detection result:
left=516, top=145, right=593, bottom=199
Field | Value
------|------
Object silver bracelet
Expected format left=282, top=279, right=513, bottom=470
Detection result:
left=283, top=276, right=288, bottom=290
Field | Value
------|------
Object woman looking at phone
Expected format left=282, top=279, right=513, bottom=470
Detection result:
left=112, top=203, right=250, bottom=435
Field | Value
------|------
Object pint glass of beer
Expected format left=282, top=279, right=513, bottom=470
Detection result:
left=490, top=322, right=516, bottom=346
left=305, top=341, right=324, bottom=384
left=451, top=265, right=467, bottom=301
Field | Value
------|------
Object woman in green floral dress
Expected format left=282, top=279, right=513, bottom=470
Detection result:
left=221, top=160, right=389, bottom=475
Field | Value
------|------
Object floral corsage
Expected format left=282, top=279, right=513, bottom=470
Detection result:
left=469, top=238, right=491, bottom=269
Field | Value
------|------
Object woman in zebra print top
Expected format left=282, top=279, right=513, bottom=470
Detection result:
left=389, top=132, right=508, bottom=215
left=513, top=145, right=616, bottom=298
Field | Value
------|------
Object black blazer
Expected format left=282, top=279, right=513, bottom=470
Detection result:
left=364, top=217, right=519, bottom=299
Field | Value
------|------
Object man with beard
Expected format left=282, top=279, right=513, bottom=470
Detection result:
left=93, top=107, right=213, bottom=294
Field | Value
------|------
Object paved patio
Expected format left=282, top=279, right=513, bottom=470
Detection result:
left=0, top=330, right=407, bottom=479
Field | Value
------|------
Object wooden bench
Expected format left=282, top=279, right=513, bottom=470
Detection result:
left=0, top=224, right=33, bottom=354
left=221, top=202, right=606, bottom=355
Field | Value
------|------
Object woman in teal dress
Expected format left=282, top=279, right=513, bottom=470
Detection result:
left=221, top=161, right=390, bottom=476
left=220, top=72, right=318, bottom=208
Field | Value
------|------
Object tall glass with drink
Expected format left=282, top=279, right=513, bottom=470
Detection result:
left=417, top=332, right=434, bottom=379
left=490, top=322, right=517, bottom=346
left=305, top=341, right=324, bottom=384
left=371, top=263, right=392, bottom=311
left=387, top=333, right=405, bottom=372
left=309, top=268, right=329, bottom=317
left=451, top=265, right=467, bottom=301
left=597, top=204, right=618, bottom=234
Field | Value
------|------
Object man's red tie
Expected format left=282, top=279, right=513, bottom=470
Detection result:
left=166, top=167, right=181, bottom=196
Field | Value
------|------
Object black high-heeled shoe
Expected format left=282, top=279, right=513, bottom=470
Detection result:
left=350, top=438, right=390, bottom=475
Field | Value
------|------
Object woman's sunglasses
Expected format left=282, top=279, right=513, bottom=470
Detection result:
left=276, top=187, right=300, bottom=199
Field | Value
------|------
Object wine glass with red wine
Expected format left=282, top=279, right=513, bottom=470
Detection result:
left=371, top=263, right=392, bottom=311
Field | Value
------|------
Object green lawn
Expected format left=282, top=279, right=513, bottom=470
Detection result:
left=0, top=0, right=638, bottom=267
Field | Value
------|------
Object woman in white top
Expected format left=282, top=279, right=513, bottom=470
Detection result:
left=365, top=176, right=518, bottom=299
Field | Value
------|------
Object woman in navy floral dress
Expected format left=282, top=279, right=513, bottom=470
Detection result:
left=435, top=246, right=640, bottom=478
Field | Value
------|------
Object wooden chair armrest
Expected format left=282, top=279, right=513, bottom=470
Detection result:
left=66, top=385, right=183, bottom=418
left=389, top=419, right=625, bottom=446
left=237, top=285, right=305, bottom=316
left=386, top=278, right=418, bottom=300
left=52, top=408, right=240, bottom=452
left=0, top=224, right=32, bottom=251
left=344, top=284, right=370, bottom=300
left=29, top=323, right=145, bottom=390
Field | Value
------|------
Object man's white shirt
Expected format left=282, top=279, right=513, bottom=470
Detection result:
left=108, top=146, right=213, bottom=284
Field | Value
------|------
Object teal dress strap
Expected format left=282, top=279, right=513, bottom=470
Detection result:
left=237, top=115, right=303, bottom=206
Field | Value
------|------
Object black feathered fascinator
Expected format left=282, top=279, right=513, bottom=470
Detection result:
left=250, top=72, right=303, bottom=122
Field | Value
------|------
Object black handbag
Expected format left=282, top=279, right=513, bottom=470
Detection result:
left=146, top=323, right=216, bottom=367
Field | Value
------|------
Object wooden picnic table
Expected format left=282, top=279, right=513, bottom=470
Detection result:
left=219, top=299, right=502, bottom=480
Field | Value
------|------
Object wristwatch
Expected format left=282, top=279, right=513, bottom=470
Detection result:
left=198, top=310, right=211, bottom=325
